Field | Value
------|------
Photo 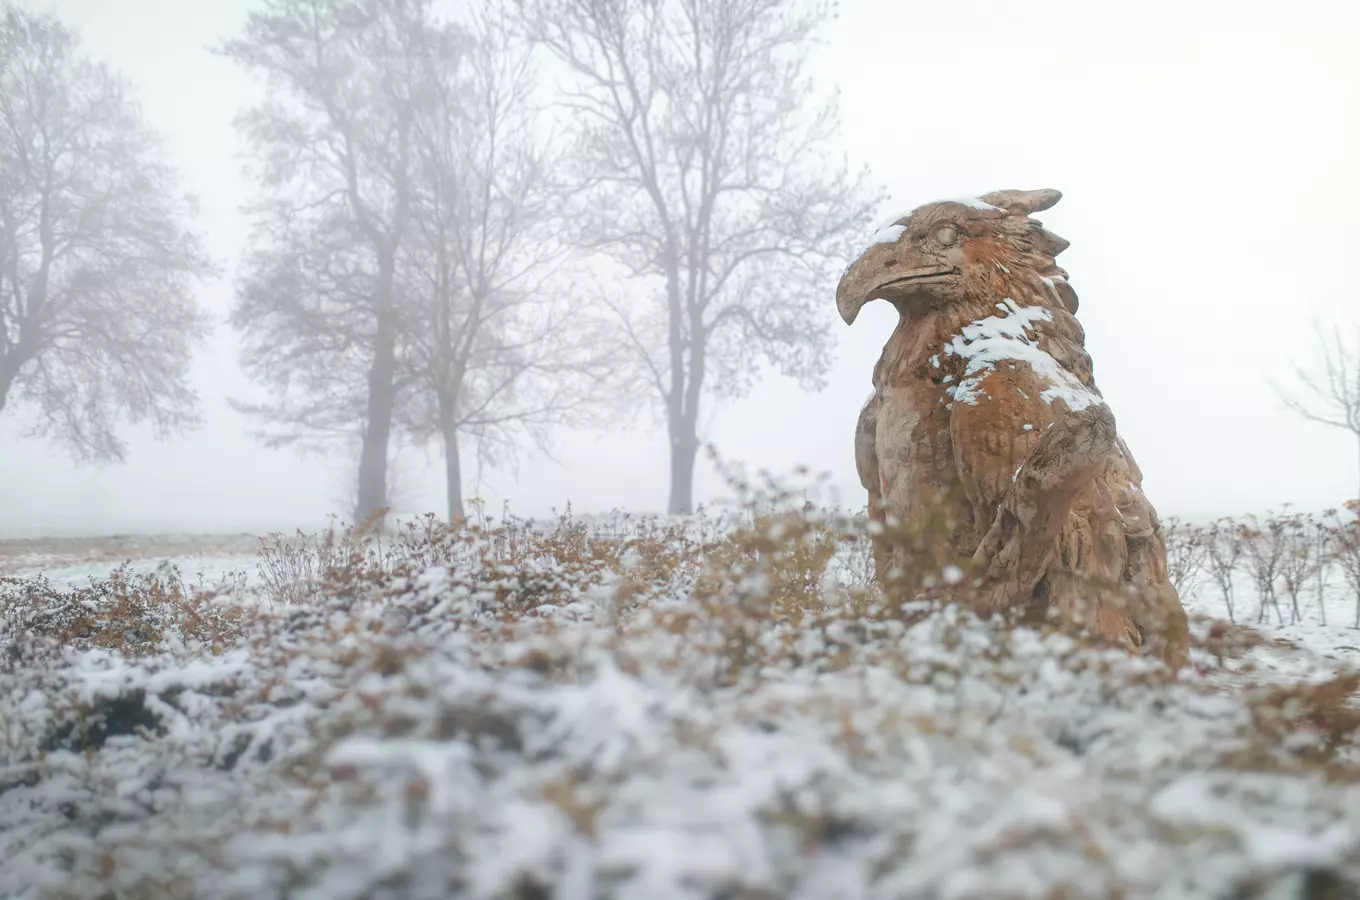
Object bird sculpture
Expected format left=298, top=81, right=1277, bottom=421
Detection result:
left=838, top=189, right=1189, bottom=669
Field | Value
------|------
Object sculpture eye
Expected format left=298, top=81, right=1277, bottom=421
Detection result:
left=935, top=226, right=957, bottom=246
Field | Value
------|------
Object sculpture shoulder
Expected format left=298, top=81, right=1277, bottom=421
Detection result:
left=854, top=390, right=879, bottom=493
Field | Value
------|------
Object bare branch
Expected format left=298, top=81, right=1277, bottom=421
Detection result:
left=1276, top=318, right=1360, bottom=498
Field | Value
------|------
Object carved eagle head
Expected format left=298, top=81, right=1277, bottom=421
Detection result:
left=836, top=188, right=1079, bottom=326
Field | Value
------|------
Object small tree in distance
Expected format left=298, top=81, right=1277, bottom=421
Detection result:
left=1276, top=321, right=1360, bottom=500
left=399, top=3, right=618, bottom=523
left=0, top=4, right=213, bottom=462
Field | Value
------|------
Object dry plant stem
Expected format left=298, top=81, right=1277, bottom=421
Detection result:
left=1240, top=516, right=1287, bottom=626
left=1315, top=519, right=1331, bottom=626
left=1163, top=518, right=1208, bottom=602
left=1207, top=518, right=1242, bottom=623
left=1277, top=513, right=1314, bottom=626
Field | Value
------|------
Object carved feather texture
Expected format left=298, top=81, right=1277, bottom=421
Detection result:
left=841, top=191, right=1189, bottom=668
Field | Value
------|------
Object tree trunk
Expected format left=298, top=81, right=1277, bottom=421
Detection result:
left=355, top=264, right=398, bottom=527
left=439, top=394, right=464, bottom=523
left=666, top=281, right=706, bottom=515
left=0, top=352, right=17, bottom=413
left=667, top=428, right=698, bottom=515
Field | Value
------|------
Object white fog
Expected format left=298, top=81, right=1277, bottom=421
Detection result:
left=2, top=0, right=1357, bottom=535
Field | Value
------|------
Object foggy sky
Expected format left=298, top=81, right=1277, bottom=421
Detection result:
left=2, top=0, right=1358, bottom=537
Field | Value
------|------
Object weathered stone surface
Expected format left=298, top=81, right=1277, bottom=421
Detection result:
left=839, top=189, right=1189, bottom=669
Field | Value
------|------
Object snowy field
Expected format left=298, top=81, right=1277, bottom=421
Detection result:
left=0, top=533, right=263, bottom=589
left=4, top=554, right=263, bottom=592
left=1175, top=577, right=1360, bottom=681
left=2, top=519, right=1359, bottom=899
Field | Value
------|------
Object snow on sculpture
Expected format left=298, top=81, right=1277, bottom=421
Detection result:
left=839, top=188, right=1189, bottom=668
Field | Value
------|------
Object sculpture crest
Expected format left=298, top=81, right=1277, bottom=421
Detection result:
left=840, top=189, right=1189, bottom=668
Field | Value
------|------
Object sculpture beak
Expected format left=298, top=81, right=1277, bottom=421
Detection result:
left=836, top=242, right=958, bottom=326
left=835, top=267, right=870, bottom=326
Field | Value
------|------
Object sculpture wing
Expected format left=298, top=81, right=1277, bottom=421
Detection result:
left=949, top=360, right=1146, bottom=650
left=948, top=366, right=1045, bottom=530
left=947, top=361, right=1065, bottom=590
left=855, top=391, right=892, bottom=584
left=854, top=391, right=880, bottom=498
left=1094, top=441, right=1191, bottom=667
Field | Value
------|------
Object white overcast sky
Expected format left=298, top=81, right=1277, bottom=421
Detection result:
left=2, top=0, right=1358, bottom=536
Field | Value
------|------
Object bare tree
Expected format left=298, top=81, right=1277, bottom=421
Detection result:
left=1206, top=517, right=1242, bottom=623
left=1329, top=502, right=1360, bottom=629
left=220, top=0, right=431, bottom=523
left=1162, top=517, right=1207, bottom=601
left=514, top=0, right=882, bottom=513
left=1276, top=321, right=1360, bottom=499
left=1314, top=511, right=1333, bottom=625
left=1240, top=514, right=1286, bottom=626
left=1277, top=511, right=1316, bottom=625
left=0, top=5, right=212, bottom=462
left=399, top=5, right=615, bottom=522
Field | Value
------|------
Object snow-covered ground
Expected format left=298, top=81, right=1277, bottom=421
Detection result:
left=2, top=526, right=1359, bottom=899
left=5, top=553, right=263, bottom=592
left=0, top=532, right=257, bottom=563
left=1179, top=578, right=1360, bottom=679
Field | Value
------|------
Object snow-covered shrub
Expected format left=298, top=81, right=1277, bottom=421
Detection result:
left=2, top=493, right=1359, bottom=899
